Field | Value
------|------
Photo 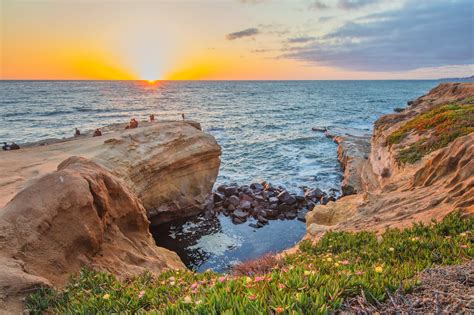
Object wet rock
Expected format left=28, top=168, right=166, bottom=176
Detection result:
left=217, top=185, right=227, bottom=193
left=265, top=209, right=278, bottom=219
left=232, top=217, right=245, bottom=224
left=257, top=221, right=266, bottom=228
left=213, top=192, right=225, bottom=203
left=224, top=186, right=238, bottom=197
left=277, top=190, right=291, bottom=202
left=233, top=209, right=248, bottom=220
left=240, top=200, right=252, bottom=210
left=228, top=204, right=235, bottom=211
left=254, top=195, right=265, bottom=202
left=278, top=203, right=291, bottom=212
left=268, top=197, right=279, bottom=204
left=250, top=183, right=264, bottom=191
left=241, top=194, right=254, bottom=202
left=305, top=188, right=324, bottom=200
left=297, top=210, right=307, bottom=222
left=285, top=212, right=297, bottom=219
left=295, top=195, right=305, bottom=203
left=286, top=195, right=297, bottom=205
left=249, top=223, right=260, bottom=229
left=257, top=216, right=268, bottom=225
left=320, top=196, right=329, bottom=205
left=229, top=195, right=240, bottom=207
left=278, top=214, right=285, bottom=220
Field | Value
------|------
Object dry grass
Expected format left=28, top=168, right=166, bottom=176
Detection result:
left=231, top=253, right=282, bottom=276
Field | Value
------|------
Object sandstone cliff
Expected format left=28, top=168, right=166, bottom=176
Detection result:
left=307, top=83, right=474, bottom=238
left=0, top=121, right=222, bottom=223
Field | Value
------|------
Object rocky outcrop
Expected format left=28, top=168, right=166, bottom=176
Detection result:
left=324, top=127, right=371, bottom=196
left=306, top=83, right=474, bottom=238
left=0, top=121, right=222, bottom=223
left=0, top=157, right=184, bottom=312
left=92, top=122, right=222, bottom=224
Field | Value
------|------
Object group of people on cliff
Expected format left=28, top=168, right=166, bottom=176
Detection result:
left=3, top=113, right=187, bottom=151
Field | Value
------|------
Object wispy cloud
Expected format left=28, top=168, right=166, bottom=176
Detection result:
left=338, top=0, right=382, bottom=10
left=287, top=36, right=316, bottom=44
left=309, top=0, right=329, bottom=10
left=282, top=0, right=473, bottom=71
left=226, top=28, right=260, bottom=40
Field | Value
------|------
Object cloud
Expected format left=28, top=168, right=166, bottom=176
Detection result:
left=338, top=0, right=381, bottom=10
left=226, top=28, right=260, bottom=40
left=281, top=0, right=474, bottom=71
left=309, top=1, right=329, bottom=10
left=287, top=36, right=316, bottom=43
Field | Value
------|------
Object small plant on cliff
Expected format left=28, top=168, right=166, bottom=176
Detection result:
left=26, top=212, right=473, bottom=314
left=387, top=97, right=474, bottom=164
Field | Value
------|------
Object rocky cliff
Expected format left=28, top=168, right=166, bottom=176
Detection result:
left=0, top=121, right=221, bottom=311
left=0, top=121, right=222, bottom=223
left=307, top=83, right=474, bottom=238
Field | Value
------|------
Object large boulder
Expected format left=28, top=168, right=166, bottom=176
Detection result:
left=93, top=122, right=222, bottom=224
left=0, top=157, right=184, bottom=312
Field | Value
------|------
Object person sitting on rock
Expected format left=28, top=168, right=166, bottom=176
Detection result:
left=2, top=142, right=10, bottom=151
left=93, top=128, right=102, bottom=137
left=149, top=114, right=155, bottom=122
left=10, top=142, right=20, bottom=150
left=130, top=118, right=139, bottom=128
left=74, top=128, right=81, bottom=137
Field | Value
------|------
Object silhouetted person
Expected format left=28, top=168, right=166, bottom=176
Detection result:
left=149, top=114, right=155, bottom=122
left=181, top=113, right=185, bottom=121
left=93, top=128, right=102, bottom=137
left=74, top=128, right=81, bottom=137
left=130, top=118, right=139, bottom=128
left=10, top=142, right=20, bottom=150
left=2, top=142, right=10, bottom=151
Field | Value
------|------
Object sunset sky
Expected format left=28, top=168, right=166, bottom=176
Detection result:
left=1, top=0, right=473, bottom=80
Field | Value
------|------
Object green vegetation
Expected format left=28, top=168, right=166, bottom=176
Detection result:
left=27, top=213, right=473, bottom=314
left=387, top=97, right=474, bottom=164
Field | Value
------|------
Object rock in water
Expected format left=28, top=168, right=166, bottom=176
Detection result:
left=0, top=157, right=184, bottom=310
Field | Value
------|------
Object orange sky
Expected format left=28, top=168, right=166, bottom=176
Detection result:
left=1, top=0, right=472, bottom=80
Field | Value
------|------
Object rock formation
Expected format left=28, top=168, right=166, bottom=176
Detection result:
left=0, top=121, right=222, bottom=223
left=307, top=83, right=474, bottom=238
left=0, top=157, right=184, bottom=312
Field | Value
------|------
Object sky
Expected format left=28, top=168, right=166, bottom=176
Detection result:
left=0, top=0, right=473, bottom=80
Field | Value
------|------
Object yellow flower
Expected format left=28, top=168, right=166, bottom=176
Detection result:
left=374, top=266, right=383, bottom=273
left=245, top=276, right=252, bottom=283
left=304, top=270, right=311, bottom=276
left=389, top=247, right=395, bottom=252
left=102, top=293, right=110, bottom=300
left=183, top=296, right=192, bottom=304
left=411, top=237, right=419, bottom=242
left=334, top=263, right=340, bottom=267
left=327, top=257, right=333, bottom=262
left=460, top=232, right=467, bottom=237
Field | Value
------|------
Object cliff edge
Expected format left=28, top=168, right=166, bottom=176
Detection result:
left=307, top=83, right=474, bottom=238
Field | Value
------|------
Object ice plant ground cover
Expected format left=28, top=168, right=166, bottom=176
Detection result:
left=27, top=212, right=473, bottom=314
left=387, top=96, right=474, bottom=164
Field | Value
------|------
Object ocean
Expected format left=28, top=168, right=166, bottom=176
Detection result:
left=0, top=80, right=438, bottom=193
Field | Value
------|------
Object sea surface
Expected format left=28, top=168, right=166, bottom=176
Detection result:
left=0, top=80, right=439, bottom=272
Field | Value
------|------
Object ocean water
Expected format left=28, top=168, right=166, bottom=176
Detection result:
left=0, top=80, right=437, bottom=192
left=1, top=80, right=439, bottom=272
